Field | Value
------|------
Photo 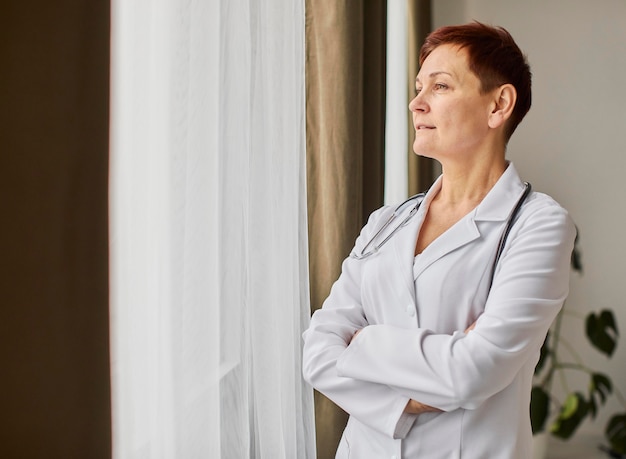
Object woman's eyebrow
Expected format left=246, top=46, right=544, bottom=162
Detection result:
left=415, top=71, right=453, bottom=84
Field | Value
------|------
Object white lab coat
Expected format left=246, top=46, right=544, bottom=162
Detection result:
left=302, top=163, right=576, bottom=459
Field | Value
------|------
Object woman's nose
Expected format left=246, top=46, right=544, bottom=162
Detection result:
left=409, top=92, right=427, bottom=112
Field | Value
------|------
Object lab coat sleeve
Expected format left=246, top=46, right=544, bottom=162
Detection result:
left=302, top=206, right=418, bottom=439
left=336, top=199, right=576, bottom=412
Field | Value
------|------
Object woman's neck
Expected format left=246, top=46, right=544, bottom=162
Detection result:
left=436, top=156, right=507, bottom=208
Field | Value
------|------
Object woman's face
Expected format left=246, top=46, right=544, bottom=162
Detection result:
left=410, top=44, right=497, bottom=161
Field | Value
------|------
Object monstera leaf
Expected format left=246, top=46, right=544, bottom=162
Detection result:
left=531, top=386, right=550, bottom=434
left=606, top=414, right=626, bottom=454
left=588, top=372, right=612, bottom=419
left=535, top=331, right=550, bottom=374
left=586, top=310, right=619, bottom=357
left=570, top=231, right=583, bottom=273
left=550, top=392, right=589, bottom=439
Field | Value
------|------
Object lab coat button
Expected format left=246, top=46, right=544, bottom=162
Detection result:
left=406, top=304, right=415, bottom=317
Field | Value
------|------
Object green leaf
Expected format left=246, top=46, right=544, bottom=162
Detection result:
left=550, top=392, right=589, bottom=439
left=570, top=229, right=583, bottom=273
left=586, top=310, right=619, bottom=357
left=601, top=309, right=619, bottom=334
left=561, top=393, right=580, bottom=419
left=588, top=395, right=597, bottom=419
left=586, top=373, right=612, bottom=421
left=531, top=386, right=550, bottom=434
left=605, top=414, right=626, bottom=454
left=535, top=332, right=550, bottom=374
left=589, top=372, right=612, bottom=405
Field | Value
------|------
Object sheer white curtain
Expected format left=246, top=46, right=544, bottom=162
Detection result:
left=109, top=0, right=315, bottom=457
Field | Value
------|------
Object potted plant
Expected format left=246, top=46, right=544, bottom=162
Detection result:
left=530, top=234, right=626, bottom=456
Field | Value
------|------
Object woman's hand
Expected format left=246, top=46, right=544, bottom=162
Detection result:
left=351, top=324, right=470, bottom=414
left=403, top=322, right=477, bottom=415
left=404, top=399, right=442, bottom=414
left=349, top=329, right=362, bottom=344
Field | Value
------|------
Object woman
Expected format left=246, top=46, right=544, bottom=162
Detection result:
left=302, top=22, right=576, bottom=458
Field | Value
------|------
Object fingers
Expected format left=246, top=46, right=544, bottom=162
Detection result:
left=349, top=329, right=362, bottom=344
left=404, top=399, right=443, bottom=414
left=465, top=319, right=478, bottom=334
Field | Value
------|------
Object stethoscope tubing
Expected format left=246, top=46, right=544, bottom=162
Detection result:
left=350, top=193, right=425, bottom=260
left=350, top=183, right=532, bottom=282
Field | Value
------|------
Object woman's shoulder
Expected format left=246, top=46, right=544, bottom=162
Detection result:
left=519, top=189, right=576, bottom=235
left=358, top=195, right=422, bottom=240
left=524, top=190, right=570, bottom=215
left=367, top=195, right=419, bottom=222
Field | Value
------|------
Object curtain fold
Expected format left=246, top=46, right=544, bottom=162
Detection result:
left=110, top=0, right=314, bottom=457
left=305, top=1, right=387, bottom=457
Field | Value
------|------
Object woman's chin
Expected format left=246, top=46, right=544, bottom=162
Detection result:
left=412, top=144, right=436, bottom=160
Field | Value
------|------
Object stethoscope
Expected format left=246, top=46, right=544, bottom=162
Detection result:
left=350, top=182, right=532, bottom=286
left=350, top=193, right=426, bottom=260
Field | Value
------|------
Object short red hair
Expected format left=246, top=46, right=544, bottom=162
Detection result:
left=420, top=22, right=532, bottom=140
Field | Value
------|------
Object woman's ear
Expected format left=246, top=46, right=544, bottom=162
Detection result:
left=488, top=84, right=517, bottom=129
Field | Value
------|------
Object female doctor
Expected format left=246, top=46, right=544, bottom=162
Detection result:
left=302, top=22, right=576, bottom=459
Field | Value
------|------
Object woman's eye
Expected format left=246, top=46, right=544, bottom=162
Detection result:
left=434, top=83, right=448, bottom=90
left=415, top=88, right=422, bottom=96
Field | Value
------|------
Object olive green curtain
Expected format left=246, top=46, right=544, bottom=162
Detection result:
left=306, top=1, right=434, bottom=457
left=0, top=2, right=111, bottom=457
left=305, top=1, right=387, bottom=457
left=408, top=0, right=436, bottom=195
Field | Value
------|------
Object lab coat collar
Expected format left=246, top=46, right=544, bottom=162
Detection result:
left=472, top=162, right=527, bottom=222
left=392, top=161, right=527, bottom=290
left=419, top=162, right=526, bottom=223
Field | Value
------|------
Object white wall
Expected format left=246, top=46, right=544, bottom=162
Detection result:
left=434, top=0, right=626, bottom=435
